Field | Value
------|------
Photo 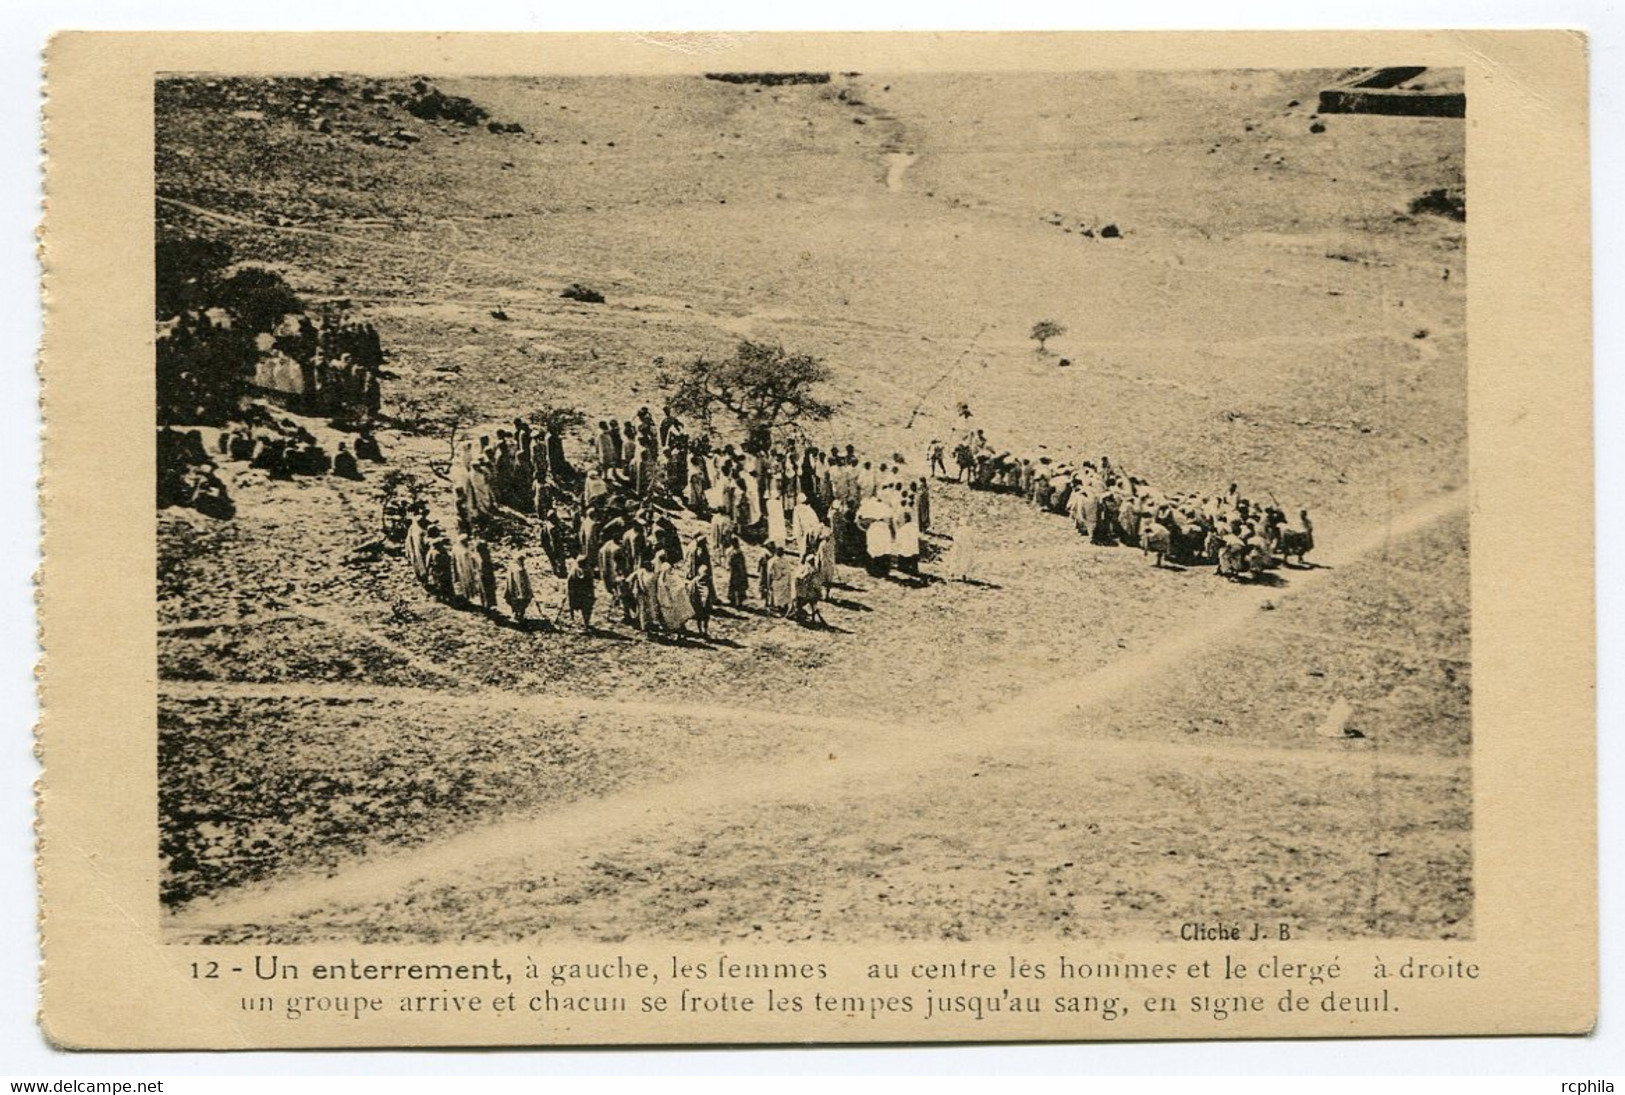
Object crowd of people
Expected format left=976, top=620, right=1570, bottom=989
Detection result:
left=409, top=407, right=953, bottom=636
left=397, top=397, right=1319, bottom=641
left=252, top=313, right=384, bottom=421
left=946, top=428, right=1314, bottom=577
left=449, top=415, right=573, bottom=532
left=159, top=409, right=391, bottom=519
left=400, top=497, right=726, bottom=636
left=157, top=306, right=387, bottom=425
left=215, top=408, right=385, bottom=482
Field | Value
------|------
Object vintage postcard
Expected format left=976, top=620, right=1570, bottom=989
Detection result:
left=37, top=31, right=1593, bottom=1048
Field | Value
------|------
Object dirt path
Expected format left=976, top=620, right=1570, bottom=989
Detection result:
left=157, top=611, right=305, bottom=635
left=158, top=678, right=928, bottom=739
left=167, top=487, right=1468, bottom=935
left=969, top=487, right=1467, bottom=735
left=169, top=713, right=1464, bottom=937
left=157, top=196, right=511, bottom=270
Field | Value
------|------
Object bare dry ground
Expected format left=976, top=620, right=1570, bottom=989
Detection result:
left=156, top=68, right=1468, bottom=942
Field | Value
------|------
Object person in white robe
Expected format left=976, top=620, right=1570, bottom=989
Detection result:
left=766, top=484, right=789, bottom=546
left=653, top=553, right=696, bottom=632
left=857, top=494, right=894, bottom=571
left=733, top=470, right=753, bottom=524
left=709, top=511, right=735, bottom=557
left=503, top=556, right=534, bottom=623
left=451, top=536, right=478, bottom=604
left=582, top=468, right=607, bottom=506
left=768, top=548, right=797, bottom=616
left=405, top=516, right=430, bottom=584
left=792, top=497, right=819, bottom=554
left=815, top=526, right=836, bottom=591
left=793, top=553, right=825, bottom=625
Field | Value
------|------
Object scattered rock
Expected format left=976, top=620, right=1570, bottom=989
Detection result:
left=402, top=81, right=490, bottom=127
left=561, top=283, right=605, bottom=304
left=704, top=71, right=830, bottom=87
left=1410, top=187, right=1466, bottom=221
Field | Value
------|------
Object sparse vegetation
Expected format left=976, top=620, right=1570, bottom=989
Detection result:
left=526, top=403, right=588, bottom=436
left=661, top=339, right=835, bottom=438
left=1029, top=319, right=1066, bottom=354
left=153, top=70, right=1469, bottom=943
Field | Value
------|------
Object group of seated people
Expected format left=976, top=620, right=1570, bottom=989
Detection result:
left=947, top=428, right=1313, bottom=576
left=216, top=409, right=384, bottom=482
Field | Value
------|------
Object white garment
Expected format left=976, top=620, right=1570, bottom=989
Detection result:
left=865, top=518, right=894, bottom=559
left=792, top=502, right=819, bottom=550
left=743, top=472, right=761, bottom=524
left=893, top=518, right=920, bottom=560
left=766, top=494, right=788, bottom=545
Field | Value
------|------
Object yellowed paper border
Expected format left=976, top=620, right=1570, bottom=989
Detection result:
left=39, top=30, right=1593, bottom=1047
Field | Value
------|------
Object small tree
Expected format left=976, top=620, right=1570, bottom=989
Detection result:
left=420, top=397, right=485, bottom=480
left=446, top=398, right=483, bottom=453
left=526, top=403, right=587, bottom=436
left=660, top=339, right=835, bottom=439
left=1030, top=319, right=1065, bottom=354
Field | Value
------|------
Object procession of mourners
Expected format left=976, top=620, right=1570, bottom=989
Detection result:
left=152, top=260, right=1315, bottom=644
left=946, top=426, right=1314, bottom=577
left=385, top=397, right=1313, bottom=643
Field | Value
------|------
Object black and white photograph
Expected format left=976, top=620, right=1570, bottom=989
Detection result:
left=155, top=64, right=1475, bottom=942
left=150, top=63, right=1474, bottom=948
